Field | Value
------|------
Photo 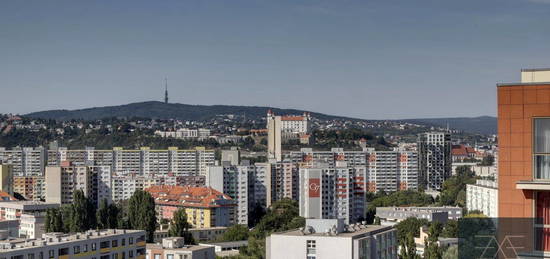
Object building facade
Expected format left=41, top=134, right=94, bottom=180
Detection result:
left=375, top=206, right=462, bottom=226
left=0, top=229, right=147, bottom=259
left=267, top=218, right=397, bottom=259
left=498, top=68, right=550, bottom=254
left=146, top=237, right=215, bottom=259
left=0, top=164, right=13, bottom=195
left=417, top=132, right=452, bottom=190
left=0, top=147, right=45, bottom=177
left=299, top=163, right=366, bottom=224
left=466, top=179, right=498, bottom=218
left=146, top=185, right=236, bottom=228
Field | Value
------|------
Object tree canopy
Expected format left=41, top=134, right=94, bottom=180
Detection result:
left=128, top=190, right=157, bottom=242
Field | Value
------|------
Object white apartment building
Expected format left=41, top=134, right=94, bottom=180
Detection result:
left=267, top=112, right=282, bottom=162
left=270, top=162, right=299, bottom=203
left=365, top=148, right=419, bottom=192
left=45, top=163, right=94, bottom=205
left=0, top=201, right=59, bottom=221
left=154, top=128, right=211, bottom=140
left=0, top=229, right=147, bottom=259
left=206, top=163, right=270, bottom=226
left=376, top=206, right=463, bottom=226
left=267, top=218, right=397, bottom=259
left=206, top=164, right=251, bottom=225
left=290, top=148, right=368, bottom=168
left=291, top=148, right=419, bottom=193
left=47, top=146, right=215, bottom=177
left=466, top=179, right=498, bottom=217
left=94, top=165, right=112, bottom=204
left=299, top=163, right=366, bottom=224
left=0, top=147, right=45, bottom=176
left=417, top=132, right=452, bottom=191
left=147, top=237, right=215, bottom=259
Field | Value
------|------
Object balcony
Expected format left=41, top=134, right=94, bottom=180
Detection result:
left=516, top=180, right=550, bottom=191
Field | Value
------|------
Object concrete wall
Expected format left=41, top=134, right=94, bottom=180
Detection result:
left=45, top=166, right=62, bottom=204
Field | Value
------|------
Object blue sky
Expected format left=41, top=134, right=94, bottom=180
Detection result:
left=1, top=0, right=550, bottom=119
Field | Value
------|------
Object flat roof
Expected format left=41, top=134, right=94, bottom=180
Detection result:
left=199, top=240, right=248, bottom=247
left=497, top=82, right=550, bottom=87
left=521, top=68, right=550, bottom=72
left=273, top=224, right=392, bottom=238
left=0, top=229, right=145, bottom=252
left=0, top=201, right=60, bottom=210
left=147, top=243, right=212, bottom=251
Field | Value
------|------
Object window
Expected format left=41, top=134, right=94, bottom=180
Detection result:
left=129, top=251, right=134, bottom=258
left=92, top=243, right=97, bottom=251
left=121, top=238, right=126, bottom=246
left=536, top=191, right=550, bottom=251
left=306, top=240, right=316, bottom=257
left=112, top=240, right=118, bottom=247
left=167, top=255, right=174, bottom=259
left=154, top=255, right=160, bottom=259
left=58, top=248, right=69, bottom=256
left=83, top=244, right=88, bottom=252
left=100, top=241, right=110, bottom=249
left=74, top=245, right=80, bottom=254
left=48, top=250, right=54, bottom=259
left=129, top=237, right=134, bottom=245
left=535, top=118, right=550, bottom=179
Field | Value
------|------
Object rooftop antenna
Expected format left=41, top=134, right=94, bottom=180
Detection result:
left=164, top=77, right=169, bottom=104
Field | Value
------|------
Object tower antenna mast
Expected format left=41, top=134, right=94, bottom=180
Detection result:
left=164, top=77, right=169, bottom=104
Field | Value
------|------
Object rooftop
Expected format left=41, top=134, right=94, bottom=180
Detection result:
left=146, top=185, right=234, bottom=208
left=276, top=224, right=392, bottom=238
left=0, top=229, right=145, bottom=252
left=0, top=201, right=60, bottom=210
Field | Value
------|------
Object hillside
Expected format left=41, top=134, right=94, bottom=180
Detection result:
left=25, top=101, right=355, bottom=122
left=24, top=101, right=497, bottom=134
left=399, top=116, right=497, bottom=135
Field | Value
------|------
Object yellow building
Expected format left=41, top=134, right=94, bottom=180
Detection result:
left=145, top=185, right=236, bottom=228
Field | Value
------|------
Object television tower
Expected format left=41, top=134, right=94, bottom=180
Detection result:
left=164, top=77, right=169, bottom=104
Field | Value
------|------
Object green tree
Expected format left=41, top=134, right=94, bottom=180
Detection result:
left=366, top=190, right=434, bottom=223
left=128, top=190, right=157, bottom=242
left=479, top=155, right=495, bottom=166
left=218, top=224, right=249, bottom=242
left=395, top=218, right=429, bottom=247
left=97, top=199, right=119, bottom=229
left=168, top=208, right=195, bottom=244
left=399, top=232, right=420, bottom=259
left=45, top=208, right=65, bottom=232
left=439, top=166, right=476, bottom=207
left=424, top=222, right=443, bottom=259
left=441, top=220, right=458, bottom=238
left=240, top=199, right=304, bottom=259
left=69, top=190, right=96, bottom=232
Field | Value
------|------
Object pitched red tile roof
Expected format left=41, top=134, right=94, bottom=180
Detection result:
left=0, top=191, right=17, bottom=201
left=451, top=145, right=476, bottom=156
left=145, top=185, right=235, bottom=208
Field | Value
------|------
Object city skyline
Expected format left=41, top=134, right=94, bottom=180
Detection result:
left=2, top=0, right=550, bottom=119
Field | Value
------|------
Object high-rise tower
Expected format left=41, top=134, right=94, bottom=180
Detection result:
left=164, top=77, right=169, bottom=104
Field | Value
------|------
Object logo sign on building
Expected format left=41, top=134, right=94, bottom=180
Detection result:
left=308, top=178, right=320, bottom=197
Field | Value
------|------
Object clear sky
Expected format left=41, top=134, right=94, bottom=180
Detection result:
left=1, top=0, right=550, bottom=119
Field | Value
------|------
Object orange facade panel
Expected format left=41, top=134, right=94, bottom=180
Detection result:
left=498, top=84, right=550, bottom=219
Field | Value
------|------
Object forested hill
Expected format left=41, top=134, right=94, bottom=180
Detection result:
left=25, top=101, right=496, bottom=134
left=25, top=101, right=353, bottom=121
